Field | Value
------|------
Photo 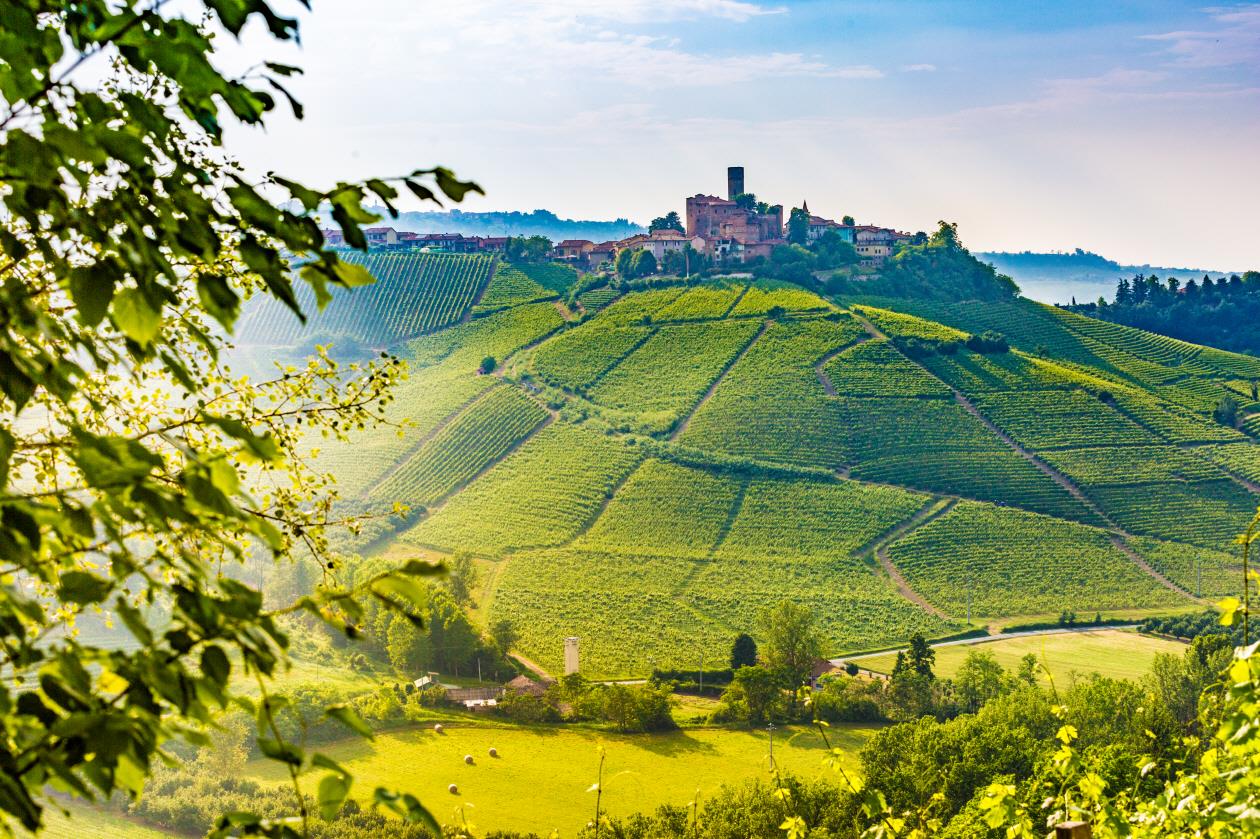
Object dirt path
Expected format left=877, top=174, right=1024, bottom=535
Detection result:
left=669, top=320, right=769, bottom=442
left=862, top=498, right=958, bottom=620
left=852, top=310, right=1200, bottom=603
left=815, top=335, right=872, bottom=396
left=553, top=300, right=575, bottom=321
left=510, top=653, right=552, bottom=680
left=719, top=284, right=751, bottom=318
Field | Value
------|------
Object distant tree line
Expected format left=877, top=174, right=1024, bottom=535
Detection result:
left=1067, top=270, right=1260, bottom=356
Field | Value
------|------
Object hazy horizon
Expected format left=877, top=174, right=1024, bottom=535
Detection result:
left=224, top=1, right=1258, bottom=269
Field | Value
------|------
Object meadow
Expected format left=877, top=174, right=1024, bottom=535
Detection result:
left=242, top=721, right=874, bottom=836
left=849, top=629, right=1187, bottom=686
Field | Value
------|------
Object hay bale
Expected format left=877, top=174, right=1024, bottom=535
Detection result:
left=433, top=723, right=444, bottom=734
left=448, top=783, right=458, bottom=795
left=464, top=754, right=474, bottom=765
left=488, top=747, right=499, bottom=758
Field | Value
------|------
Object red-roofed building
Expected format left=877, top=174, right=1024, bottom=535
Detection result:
left=364, top=227, right=398, bottom=247
left=555, top=239, right=595, bottom=264
left=477, top=237, right=509, bottom=254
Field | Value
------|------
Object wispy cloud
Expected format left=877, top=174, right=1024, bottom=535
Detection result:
left=1143, top=4, right=1260, bottom=67
left=901, top=63, right=937, bottom=72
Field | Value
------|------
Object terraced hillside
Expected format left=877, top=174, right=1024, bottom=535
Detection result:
left=236, top=252, right=497, bottom=347
left=299, top=274, right=1260, bottom=677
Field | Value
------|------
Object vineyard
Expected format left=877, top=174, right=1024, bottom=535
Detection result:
left=257, top=273, right=1260, bottom=677
left=586, top=319, right=762, bottom=434
left=370, top=384, right=549, bottom=505
left=472, top=264, right=557, bottom=315
left=886, top=502, right=1185, bottom=617
left=236, top=252, right=494, bottom=346
left=401, top=422, right=645, bottom=555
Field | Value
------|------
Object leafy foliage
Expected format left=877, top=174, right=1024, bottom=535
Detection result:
left=0, top=0, right=485, bottom=833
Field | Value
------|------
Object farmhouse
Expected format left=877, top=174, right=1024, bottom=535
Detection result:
left=855, top=225, right=911, bottom=268
left=364, top=226, right=398, bottom=246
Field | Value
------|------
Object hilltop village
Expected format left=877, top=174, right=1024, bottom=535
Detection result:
left=321, top=166, right=915, bottom=275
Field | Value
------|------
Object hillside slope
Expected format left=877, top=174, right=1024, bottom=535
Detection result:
left=301, top=275, right=1259, bottom=676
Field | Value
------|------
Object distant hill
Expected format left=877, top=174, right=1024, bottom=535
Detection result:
left=340, top=207, right=647, bottom=242
left=288, top=270, right=1260, bottom=677
left=978, top=249, right=1236, bottom=305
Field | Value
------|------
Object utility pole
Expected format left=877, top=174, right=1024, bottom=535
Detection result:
left=477, top=658, right=482, bottom=683
left=767, top=723, right=776, bottom=770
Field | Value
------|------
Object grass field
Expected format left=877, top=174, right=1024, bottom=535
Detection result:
left=245, top=721, right=875, bottom=836
left=33, top=800, right=175, bottom=839
left=849, top=629, right=1186, bottom=685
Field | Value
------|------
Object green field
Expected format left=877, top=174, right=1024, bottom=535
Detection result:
left=245, top=721, right=874, bottom=836
left=850, top=629, right=1186, bottom=685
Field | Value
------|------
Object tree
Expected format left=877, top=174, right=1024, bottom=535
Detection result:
left=758, top=601, right=823, bottom=706
left=787, top=206, right=811, bottom=245
left=1215, top=395, right=1240, bottom=427
left=716, top=666, right=785, bottom=725
left=479, top=355, right=497, bottom=374
left=0, top=3, right=478, bottom=832
left=649, top=211, right=684, bottom=233
left=954, top=650, right=1012, bottom=712
left=629, top=248, right=657, bottom=278
left=735, top=192, right=758, bottom=211
left=505, top=234, right=553, bottom=262
left=731, top=633, right=759, bottom=669
left=491, top=619, right=519, bottom=655
left=842, top=215, right=856, bottom=226
left=446, top=553, right=479, bottom=606
left=1017, top=653, right=1040, bottom=685
left=906, top=633, right=936, bottom=679
left=386, top=612, right=429, bottom=674
left=615, top=246, right=637, bottom=278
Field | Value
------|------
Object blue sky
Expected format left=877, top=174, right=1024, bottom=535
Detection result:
left=227, top=1, right=1259, bottom=268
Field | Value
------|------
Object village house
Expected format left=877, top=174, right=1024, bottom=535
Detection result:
left=364, top=226, right=398, bottom=247
left=554, top=239, right=595, bottom=265
left=855, top=225, right=910, bottom=268
left=586, top=240, right=619, bottom=269
left=637, top=229, right=706, bottom=262
left=800, top=202, right=856, bottom=244
left=319, top=227, right=346, bottom=247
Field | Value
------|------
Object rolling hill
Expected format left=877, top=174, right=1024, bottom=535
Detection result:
left=274, top=258, right=1260, bottom=677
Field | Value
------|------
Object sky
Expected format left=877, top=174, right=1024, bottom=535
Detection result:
left=223, top=1, right=1260, bottom=269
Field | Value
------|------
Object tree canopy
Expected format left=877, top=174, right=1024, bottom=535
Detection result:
left=0, top=2, right=479, bottom=833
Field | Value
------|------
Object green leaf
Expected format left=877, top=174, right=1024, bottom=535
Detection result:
left=196, top=273, right=240, bottom=331
left=317, top=773, right=350, bottom=820
left=201, top=645, right=231, bottom=688
left=0, top=428, right=14, bottom=492
left=1219, top=596, right=1242, bottom=626
left=71, top=431, right=163, bottom=487
left=257, top=736, right=303, bottom=767
left=325, top=704, right=373, bottom=739
left=57, top=571, right=112, bottom=606
left=68, top=264, right=118, bottom=327
left=111, top=287, right=162, bottom=346
left=371, top=574, right=430, bottom=610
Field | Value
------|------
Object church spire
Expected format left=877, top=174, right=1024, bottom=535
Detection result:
left=802, top=199, right=810, bottom=214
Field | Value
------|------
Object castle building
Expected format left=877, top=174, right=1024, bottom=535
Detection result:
left=685, top=167, right=784, bottom=263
